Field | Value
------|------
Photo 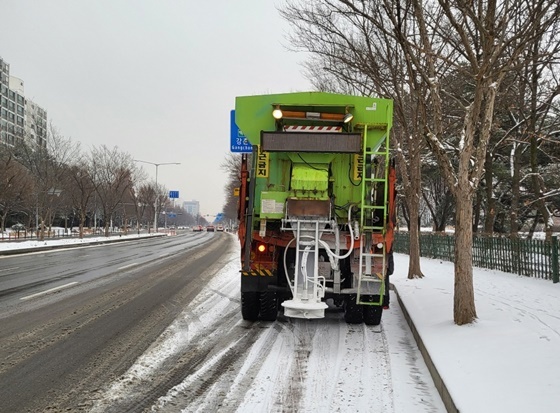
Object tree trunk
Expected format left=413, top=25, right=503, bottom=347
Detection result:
left=407, top=192, right=424, bottom=279
left=530, top=153, right=551, bottom=241
left=510, top=143, right=521, bottom=239
left=527, top=29, right=553, bottom=242
left=527, top=212, right=539, bottom=239
left=453, top=192, right=477, bottom=325
left=79, top=211, right=86, bottom=239
left=483, top=152, right=495, bottom=234
left=39, top=218, right=45, bottom=241
left=473, top=189, right=482, bottom=233
left=399, top=135, right=424, bottom=279
left=1, top=213, right=7, bottom=233
left=401, top=202, right=410, bottom=230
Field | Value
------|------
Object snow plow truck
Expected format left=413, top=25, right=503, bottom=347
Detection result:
left=235, top=92, right=396, bottom=325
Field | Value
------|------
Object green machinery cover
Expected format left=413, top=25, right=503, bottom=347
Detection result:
left=234, top=92, right=393, bottom=221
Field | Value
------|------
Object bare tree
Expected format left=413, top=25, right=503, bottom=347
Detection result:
left=137, top=183, right=157, bottom=233
left=0, top=147, right=33, bottom=231
left=139, top=184, right=154, bottom=231
left=90, top=145, right=137, bottom=237
left=282, top=0, right=560, bottom=324
left=14, top=125, right=79, bottom=240
left=66, top=157, right=97, bottom=238
left=519, top=16, right=560, bottom=240
left=422, top=165, right=455, bottom=232
left=127, top=170, right=149, bottom=234
left=281, top=0, right=427, bottom=279
left=397, top=0, right=560, bottom=324
left=220, top=152, right=244, bottom=223
left=155, top=185, right=169, bottom=230
left=471, top=7, right=560, bottom=239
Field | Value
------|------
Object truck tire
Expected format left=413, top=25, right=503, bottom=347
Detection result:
left=241, top=292, right=260, bottom=321
left=387, top=252, right=394, bottom=276
left=363, top=305, right=383, bottom=326
left=259, top=291, right=278, bottom=321
left=344, top=295, right=363, bottom=324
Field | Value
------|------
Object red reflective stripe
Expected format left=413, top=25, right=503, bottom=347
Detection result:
left=284, top=125, right=342, bottom=133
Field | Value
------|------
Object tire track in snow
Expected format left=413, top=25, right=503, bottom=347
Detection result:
left=326, top=322, right=395, bottom=412
left=89, top=247, right=244, bottom=412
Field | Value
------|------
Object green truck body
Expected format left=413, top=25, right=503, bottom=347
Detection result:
left=235, top=91, right=395, bottom=324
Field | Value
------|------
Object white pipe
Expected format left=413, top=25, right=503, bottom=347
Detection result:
left=283, top=204, right=357, bottom=295
left=284, top=237, right=296, bottom=294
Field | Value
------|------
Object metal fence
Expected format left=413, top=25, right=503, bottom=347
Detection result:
left=393, top=232, right=560, bottom=283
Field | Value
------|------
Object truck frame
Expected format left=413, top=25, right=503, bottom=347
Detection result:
left=235, top=92, right=395, bottom=325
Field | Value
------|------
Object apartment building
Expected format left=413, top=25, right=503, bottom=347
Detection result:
left=183, top=200, right=200, bottom=217
left=0, top=56, right=47, bottom=148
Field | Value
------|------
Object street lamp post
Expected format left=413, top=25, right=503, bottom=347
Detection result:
left=134, top=160, right=180, bottom=232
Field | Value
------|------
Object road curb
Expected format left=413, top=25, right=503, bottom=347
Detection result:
left=391, top=284, right=460, bottom=413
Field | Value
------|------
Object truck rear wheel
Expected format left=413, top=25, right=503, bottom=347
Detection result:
left=363, top=305, right=383, bottom=326
left=259, top=291, right=278, bottom=321
left=241, top=292, right=260, bottom=321
left=344, top=295, right=363, bottom=324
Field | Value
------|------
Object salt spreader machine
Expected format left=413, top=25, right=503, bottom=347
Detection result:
left=235, top=92, right=396, bottom=325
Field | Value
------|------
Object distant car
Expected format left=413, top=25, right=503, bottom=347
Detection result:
left=11, top=223, right=26, bottom=231
left=206, top=225, right=215, bottom=232
left=192, top=225, right=203, bottom=232
left=216, top=225, right=224, bottom=232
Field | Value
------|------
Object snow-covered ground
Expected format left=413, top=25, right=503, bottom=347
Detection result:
left=392, top=254, right=560, bottom=413
left=86, top=246, right=445, bottom=413
left=2, top=235, right=559, bottom=412
left=0, top=230, right=164, bottom=251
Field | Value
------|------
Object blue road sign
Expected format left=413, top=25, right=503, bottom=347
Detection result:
left=169, top=190, right=179, bottom=199
left=230, top=110, right=252, bottom=153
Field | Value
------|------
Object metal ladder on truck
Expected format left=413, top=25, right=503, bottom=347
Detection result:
left=357, top=125, right=390, bottom=305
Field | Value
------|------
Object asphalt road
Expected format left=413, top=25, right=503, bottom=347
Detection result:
left=0, top=231, right=231, bottom=413
left=0, top=231, right=212, bottom=308
left=0, top=232, right=445, bottom=413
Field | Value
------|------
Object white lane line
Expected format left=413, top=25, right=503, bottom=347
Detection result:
left=0, top=267, right=20, bottom=273
left=20, top=282, right=78, bottom=301
left=118, top=263, right=138, bottom=270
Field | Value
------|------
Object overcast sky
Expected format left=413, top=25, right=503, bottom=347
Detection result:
left=0, top=0, right=310, bottom=216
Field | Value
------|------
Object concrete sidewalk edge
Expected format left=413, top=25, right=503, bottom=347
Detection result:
left=391, top=284, right=459, bottom=413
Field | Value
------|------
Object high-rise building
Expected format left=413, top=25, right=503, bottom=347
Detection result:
left=183, top=200, right=200, bottom=217
left=26, top=99, right=48, bottom=148
left=0, top=56, right=47, bottom=148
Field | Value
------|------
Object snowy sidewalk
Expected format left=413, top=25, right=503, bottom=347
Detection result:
left=0, top=232, right=166, bottom=255
left=392, top=253, right=560, bottom=413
